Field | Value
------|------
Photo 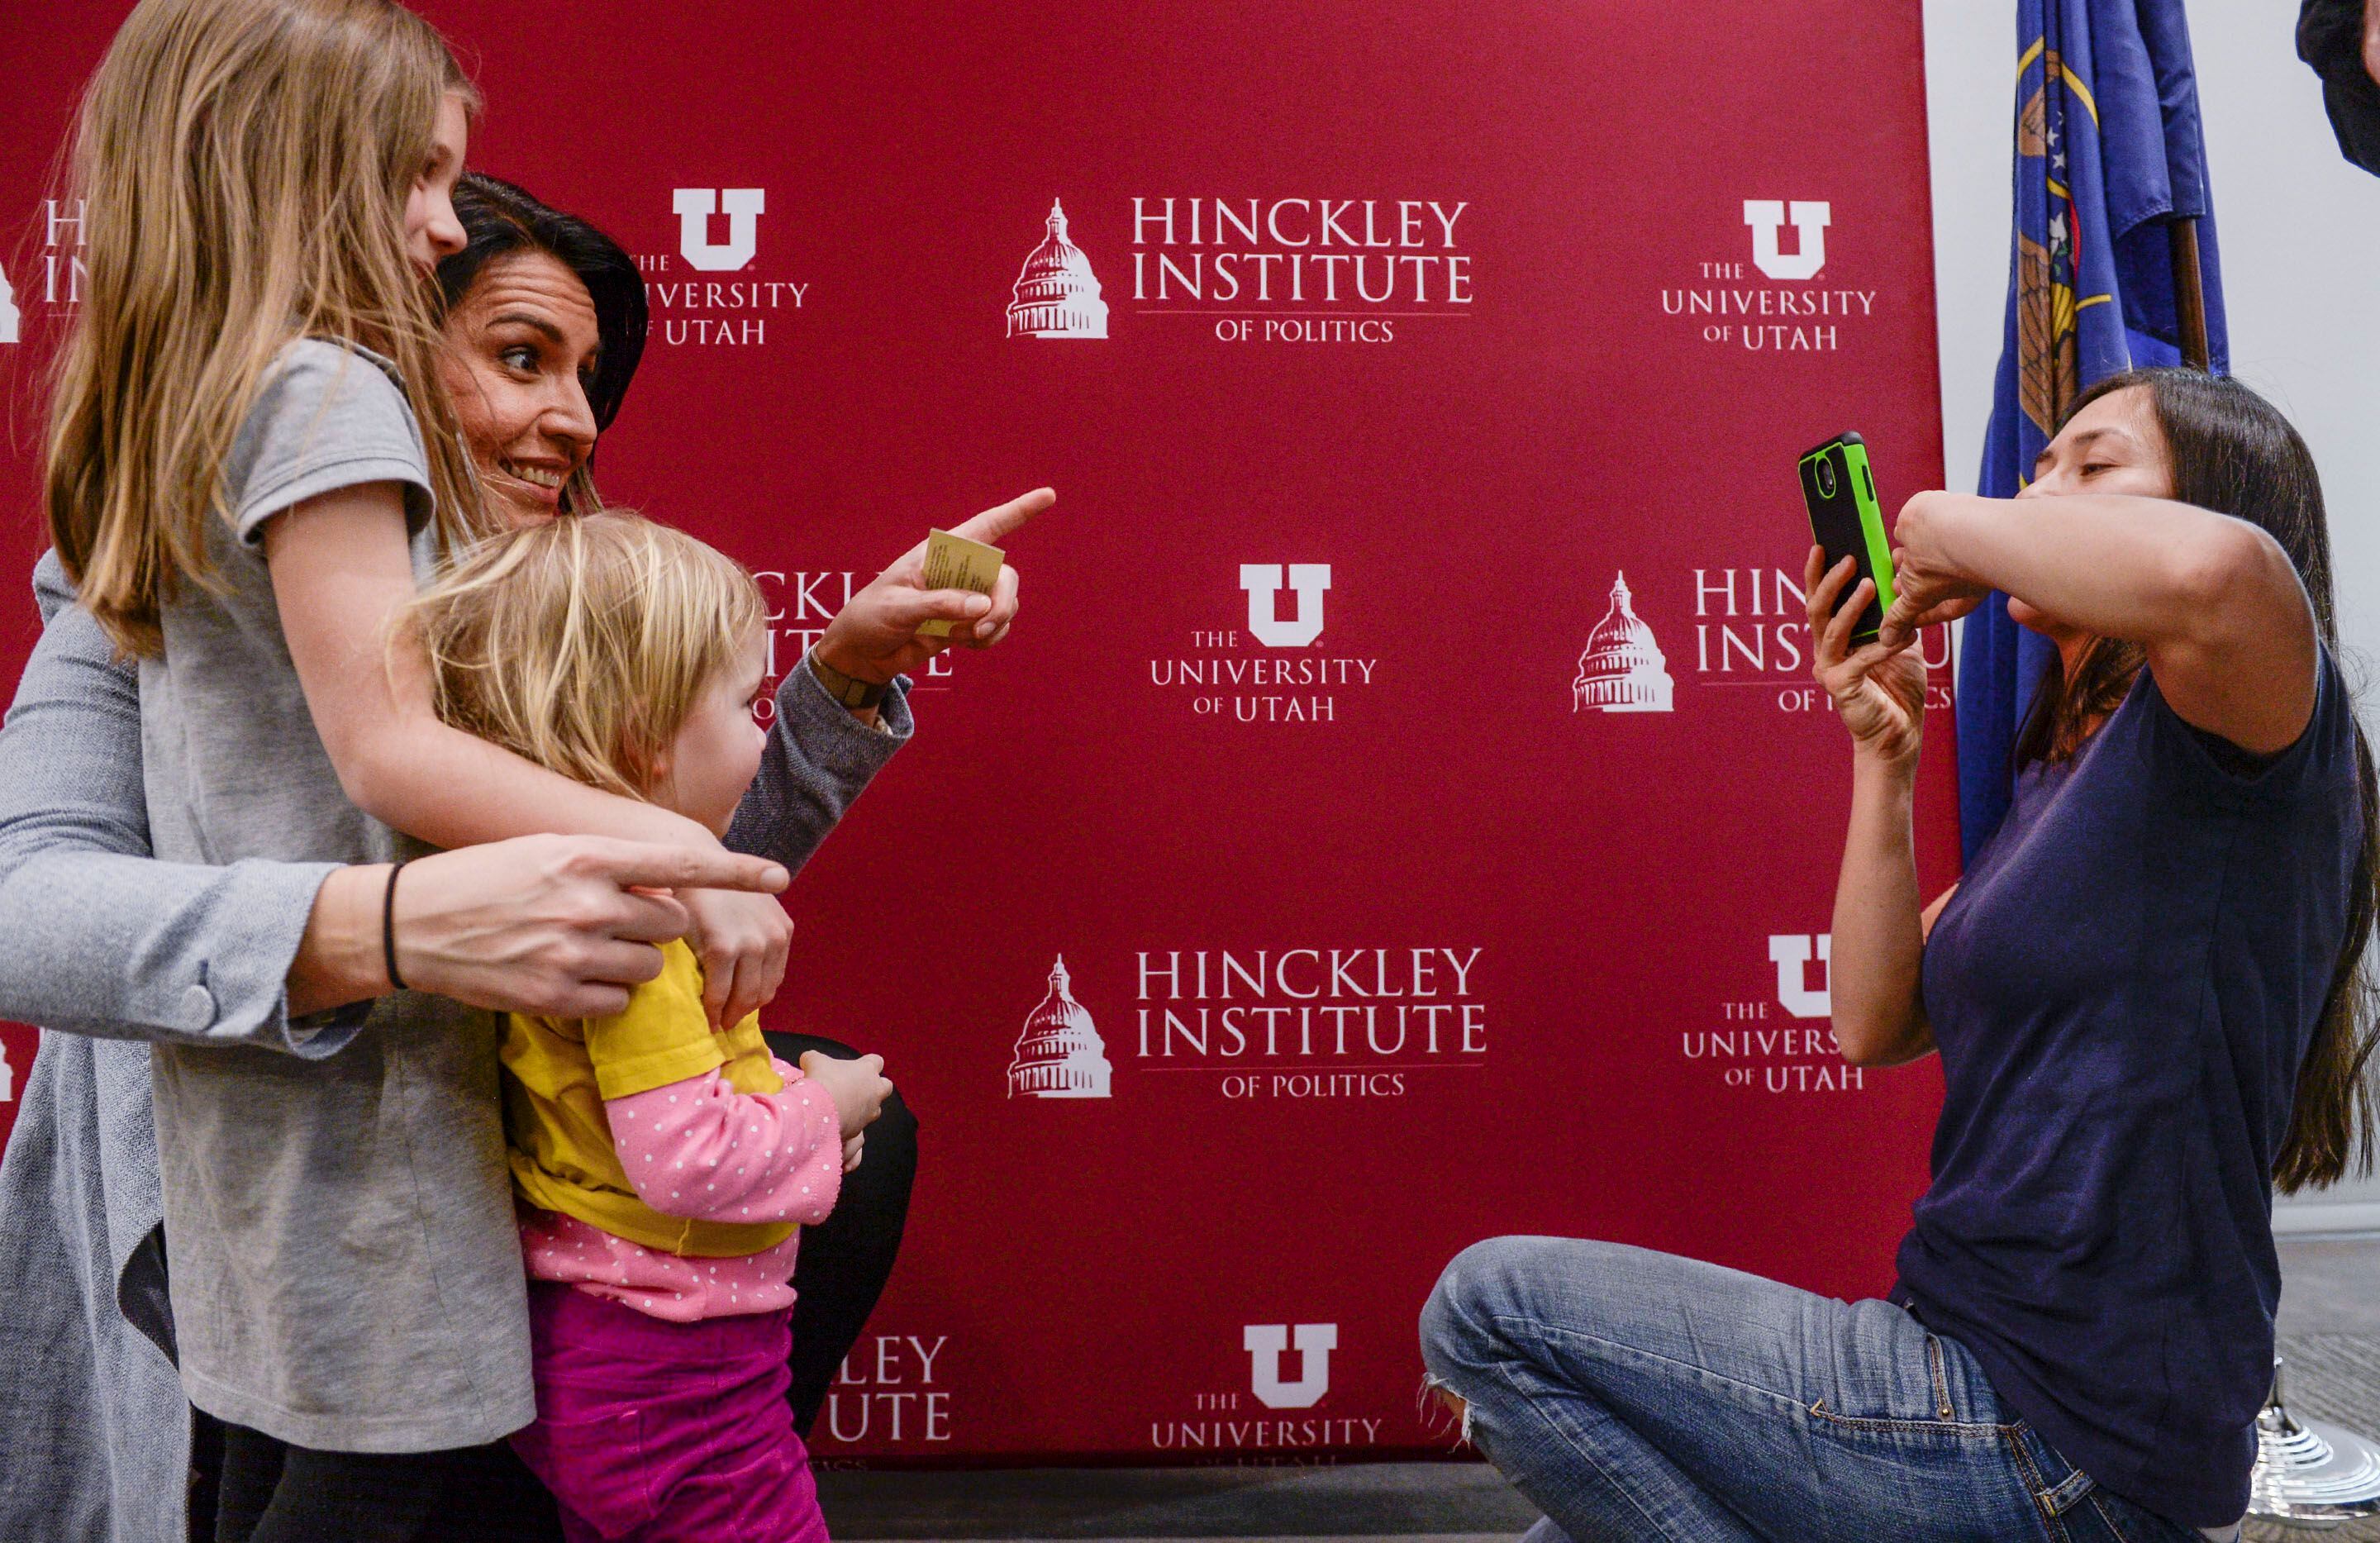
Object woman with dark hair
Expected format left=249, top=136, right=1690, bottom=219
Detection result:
left=1422, top=369, right=2375, bottom=1543
left=0, top=169, right=1016, bottom=1541
left=432, top=169, right=926, bottom=1450
left=441, top=173, right=649, bottom=440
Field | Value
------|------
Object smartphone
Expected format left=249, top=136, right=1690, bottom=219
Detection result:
left=1798, top=431, right=1897, bottom=645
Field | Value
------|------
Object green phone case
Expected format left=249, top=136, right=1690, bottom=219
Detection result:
left=1797, top=432, right=1897, bottom=644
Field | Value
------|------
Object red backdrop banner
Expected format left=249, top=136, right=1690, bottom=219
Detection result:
left=0, top=1, right=1959, bottom=1464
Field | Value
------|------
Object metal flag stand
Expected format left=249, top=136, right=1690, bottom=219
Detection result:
left=2248, top=1356, right=2380, bottom=1526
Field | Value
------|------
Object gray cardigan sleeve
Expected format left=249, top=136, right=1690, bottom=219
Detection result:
left=0, top=552, right=353, bottom=1055
left=722, top=654, right=913, bottom=870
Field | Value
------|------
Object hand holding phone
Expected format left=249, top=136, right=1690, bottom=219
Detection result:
left=1803, top=543, right=1928, bottom=766
left=1798, top=432, right=1897, bottom=645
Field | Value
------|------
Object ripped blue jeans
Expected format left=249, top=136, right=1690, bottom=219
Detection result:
left=1419, top=1237, right=2230, bottom=1543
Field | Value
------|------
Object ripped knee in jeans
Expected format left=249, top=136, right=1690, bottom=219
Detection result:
left=1419, top=1374, right=1476, bottom=1448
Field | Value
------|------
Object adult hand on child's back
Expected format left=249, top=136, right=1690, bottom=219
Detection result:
left=801, top=1050, right=894, bottom=1141
left=681, top=888, right=793, bottom=1031
left=812, top=487, right=1054, bottom=685
left=387, top=835, right=788, bottom=1019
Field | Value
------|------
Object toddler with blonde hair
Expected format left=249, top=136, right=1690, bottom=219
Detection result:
left=412, top=511, right=888, bottom=1541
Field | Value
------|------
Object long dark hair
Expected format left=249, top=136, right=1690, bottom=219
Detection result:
left=435, top=172, right=647, bottom=511
left=2018, top=368, right=2378, bottom=1191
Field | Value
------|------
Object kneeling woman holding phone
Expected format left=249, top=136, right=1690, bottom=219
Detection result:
left=1421, top=369, right=2378, bottom=1542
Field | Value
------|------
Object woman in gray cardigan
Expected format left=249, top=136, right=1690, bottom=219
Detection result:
left=0, top=174, right=1028, bottom=1542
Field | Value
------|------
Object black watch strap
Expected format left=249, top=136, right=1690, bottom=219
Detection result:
left=807, top=650, right=889, bottom=711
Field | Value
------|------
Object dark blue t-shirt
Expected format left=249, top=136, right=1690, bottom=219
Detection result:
left=1896, top=647, right=2361, bottom=1526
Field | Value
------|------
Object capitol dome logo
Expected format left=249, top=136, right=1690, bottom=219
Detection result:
left=1007, top=955, right=1112, bottom=1098
left=1007, top=199, right=1107, bottom=340
left=1573, top=572, right=1674, bottom=713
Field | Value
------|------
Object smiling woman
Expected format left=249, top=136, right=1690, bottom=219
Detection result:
left=436, top=173, right=648, bottom=524
left=0, top=152, right=955, bottom=1541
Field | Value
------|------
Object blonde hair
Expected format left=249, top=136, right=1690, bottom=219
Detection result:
left=408, top=512, right=767, bottom=800
left=45, top=0, right=486, bottom=655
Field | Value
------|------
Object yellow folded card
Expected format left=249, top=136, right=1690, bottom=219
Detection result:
left=916, top=528, right=1006, bottom=637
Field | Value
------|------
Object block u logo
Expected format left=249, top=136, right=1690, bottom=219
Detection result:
left=1767, top=933, right=1831, bottom=1020
left=1245, top=1323, right=1336, bottom=1409
left=674, top=188, right=766, bottom=272
left=1743, top=200, right=1830, bottom=281
left=1240, top=564, right=1331, bottom=648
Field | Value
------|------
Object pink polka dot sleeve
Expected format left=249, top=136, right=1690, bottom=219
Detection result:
left=606, top=1057, right=844, bottom=1226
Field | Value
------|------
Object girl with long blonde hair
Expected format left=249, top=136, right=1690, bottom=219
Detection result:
left=44, top=2, right=794, bottom=1536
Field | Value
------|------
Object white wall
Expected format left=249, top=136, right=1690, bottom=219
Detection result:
left=1923, top=1, right=2380, bottom=1233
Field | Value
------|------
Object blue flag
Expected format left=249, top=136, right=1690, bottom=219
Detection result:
left=1954, top=0, right=2228, bottom=860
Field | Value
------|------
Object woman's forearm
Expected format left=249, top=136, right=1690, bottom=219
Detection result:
left=284, top=864, right=391, bottom=1018
left=1827, top=751, right=1931, bottom=1066
left=1928, top=492, right=2291, bottom=645
left=1916, top=489, right=2318, bottom=753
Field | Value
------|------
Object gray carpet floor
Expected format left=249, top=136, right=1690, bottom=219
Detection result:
left=820, top=1237, right=2380, bottom=1541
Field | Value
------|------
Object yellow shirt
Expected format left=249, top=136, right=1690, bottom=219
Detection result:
left=501, top=940, right=794, bottom=1258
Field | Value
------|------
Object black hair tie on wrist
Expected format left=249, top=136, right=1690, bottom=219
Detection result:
left=383, top=860, right=409, bottom=993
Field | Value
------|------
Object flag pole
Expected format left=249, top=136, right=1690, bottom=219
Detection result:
left=2168, top=216, right=2211, bottom=369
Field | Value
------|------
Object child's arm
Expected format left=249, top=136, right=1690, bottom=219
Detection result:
left=607, top=1058, right=845, bottom=1226
left=268, top=487, right=790, bottom=1024
left=263, top=486, right=715, bottom=853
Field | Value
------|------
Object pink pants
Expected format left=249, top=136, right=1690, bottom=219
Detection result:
left=511, top=1280, right=829, bottom=1543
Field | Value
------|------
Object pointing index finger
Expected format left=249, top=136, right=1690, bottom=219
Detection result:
left=578, top=838, right=789, bottom=896
left=949, top=487, right=1055, bottom=548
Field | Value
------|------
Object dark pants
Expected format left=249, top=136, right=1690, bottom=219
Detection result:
left=188, top=1036, right=916, bottom=1542
left=769, top=1031, right=921, bottom=1436
left=207, top=1430, right=574, bottom=1543
left=212, top=1428, right=443, bottom=1543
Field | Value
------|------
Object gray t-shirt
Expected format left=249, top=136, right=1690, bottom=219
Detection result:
left=138, top=339, right=535, bottom=1450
